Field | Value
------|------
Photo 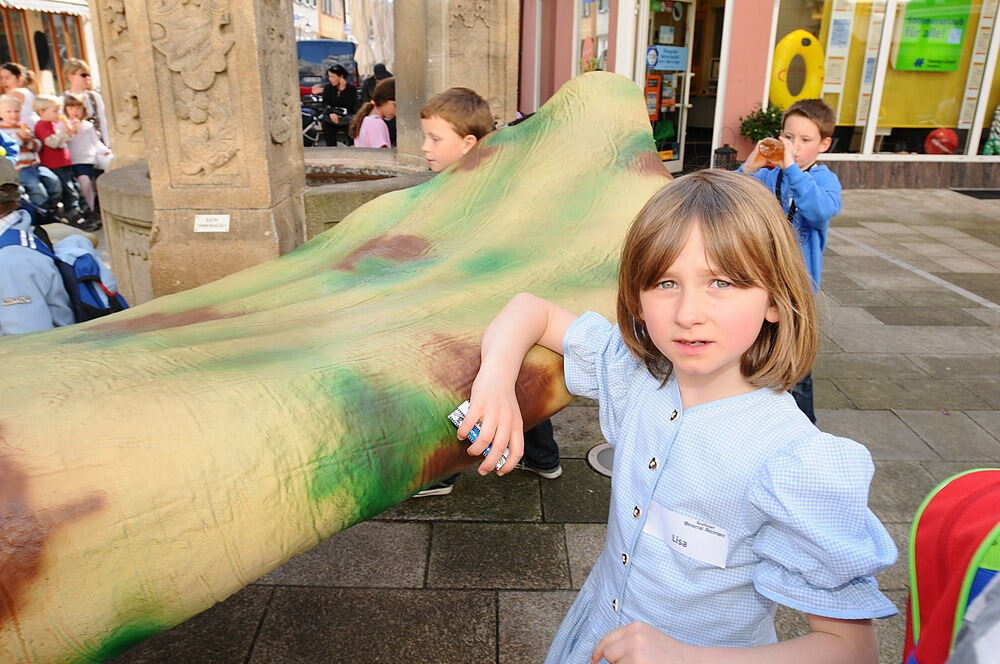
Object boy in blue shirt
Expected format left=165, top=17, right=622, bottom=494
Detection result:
left=739, top=98, right=841, bottom=422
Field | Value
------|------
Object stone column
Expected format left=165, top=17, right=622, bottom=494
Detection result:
left=394, top=0, right=520, bottom=168
left=87, top=0, right=146, bottom=166
left=99, top=0, right=306, bottom=297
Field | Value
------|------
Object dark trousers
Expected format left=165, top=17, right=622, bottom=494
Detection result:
left=522, top=418, right=560, bottom=469
left=790, top=372, right=816, bottom=423
left=321, top=116, right=351, bottom=146
left=50, top=166, right=84, bottom=217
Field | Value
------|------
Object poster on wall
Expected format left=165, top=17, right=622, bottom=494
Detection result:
left=958, top=0, right=997, bottom=128
left=646, top=46, right=688, bottom=71
left=891, top=0, right=971, bottom=72
left=823, top=0, right=855, bottom=96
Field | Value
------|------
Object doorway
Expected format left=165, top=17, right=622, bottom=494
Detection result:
left=635, top=0, right=726, bottom=173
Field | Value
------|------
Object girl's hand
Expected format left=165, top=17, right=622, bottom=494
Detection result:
left=591, top=622, right=695, bottom=664
left=459, top=360, right=524, bottom=476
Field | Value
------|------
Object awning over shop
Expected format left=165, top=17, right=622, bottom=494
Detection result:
left=0, top=0, right=88, bottom=17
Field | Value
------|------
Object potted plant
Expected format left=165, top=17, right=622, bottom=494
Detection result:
left=739, top=104, right=783, bottom=142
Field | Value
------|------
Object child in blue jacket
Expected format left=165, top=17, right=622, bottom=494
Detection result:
left=739, top=98, right=840, bottom=422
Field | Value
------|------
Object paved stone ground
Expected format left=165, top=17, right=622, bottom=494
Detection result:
left=110, top=189, right=999, bottom=663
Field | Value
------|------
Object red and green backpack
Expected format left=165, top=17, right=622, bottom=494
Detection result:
left=903, top=468, right=1000, bottom=663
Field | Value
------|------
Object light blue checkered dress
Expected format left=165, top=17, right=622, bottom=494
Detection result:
left=545, top=313, right=898, bottom=663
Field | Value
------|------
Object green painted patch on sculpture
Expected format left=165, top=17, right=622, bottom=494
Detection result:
left=349, top=256, right=439, bottom=280
left=309, top=369, right=455, bottom=514
left=459, top=249, right=523, bottom=277
left=194, top=347, right=317, bottom=374
left=74, top=619, right=167, bottom=661
left=551, top=257, right=620, bottom=290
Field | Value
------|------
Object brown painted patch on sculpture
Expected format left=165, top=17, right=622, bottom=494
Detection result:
left=426, top=333, right=565, bottom=429
left=453, top=144, right=500, bottom=172
left=631, top=150, right=673, bottom=180
left=425, top=335, right=481, bottom=396
left=0, top=435, right=106, bottom=630
left=332, top=234, right=431, bottom=271
left=417, top=443, right=475, bottom=489
left=89, top=306, right=242, bottom=333
left=513, top=359, right=567, bottom=430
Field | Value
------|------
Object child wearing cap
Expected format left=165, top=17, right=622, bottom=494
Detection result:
left=0, top=155, right=73, bottom=334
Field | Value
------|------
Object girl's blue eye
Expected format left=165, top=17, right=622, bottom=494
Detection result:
left=712, top=279, right=732, bottom=289
left=656, top=280, right=676, bottom=289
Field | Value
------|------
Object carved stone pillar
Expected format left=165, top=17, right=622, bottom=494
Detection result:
left=110, top=0, right=307, bottom=296
left=394, top=0, right=520, bottom=168
left=87, top=0, right=146, bottom=165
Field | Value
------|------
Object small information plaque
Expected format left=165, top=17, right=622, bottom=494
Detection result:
left=194, top=214, right=231, bottom=233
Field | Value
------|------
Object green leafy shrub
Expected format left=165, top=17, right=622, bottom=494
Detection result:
left=739, top=105, right=784, bottom=142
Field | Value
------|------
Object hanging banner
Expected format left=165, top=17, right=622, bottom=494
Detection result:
left=958, top=0, right=998, bottom=128
left=891, top=0, right=971, bottom=72
left=823, top=0, right=856, bottom=95
left=855, top=2, right=887, bottom=126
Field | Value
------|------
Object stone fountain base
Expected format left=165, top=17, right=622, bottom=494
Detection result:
left=97, top=149, right=433, bottom=305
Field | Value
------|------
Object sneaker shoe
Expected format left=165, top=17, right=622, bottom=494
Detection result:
left=516, top=461, right=563, bottom=479
left=413, top=481, right=455, bottom=498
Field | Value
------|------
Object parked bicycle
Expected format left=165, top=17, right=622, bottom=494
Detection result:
left=301, top=94, right=350, bottom=147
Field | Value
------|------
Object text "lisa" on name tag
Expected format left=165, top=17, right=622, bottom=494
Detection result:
left=642, top=500, right=729, bottom=568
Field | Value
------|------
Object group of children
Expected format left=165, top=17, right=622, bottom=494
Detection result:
left=415, top=83, right=894, bottom=663
left=0, top=62, right=110, bottom=233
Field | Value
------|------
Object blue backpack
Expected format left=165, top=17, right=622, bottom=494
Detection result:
left=0, top=228, right=128, bottom=322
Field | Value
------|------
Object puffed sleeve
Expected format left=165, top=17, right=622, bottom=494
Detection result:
left=748, top=433, right=899, bottom=619
left=562, top=312, right=641, bottom=447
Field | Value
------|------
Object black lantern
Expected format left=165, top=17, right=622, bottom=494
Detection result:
left=714, top=143, right=738, bottom=170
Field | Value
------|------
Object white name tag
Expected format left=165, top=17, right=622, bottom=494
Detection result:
left=642, top=501, right=729, bottom=568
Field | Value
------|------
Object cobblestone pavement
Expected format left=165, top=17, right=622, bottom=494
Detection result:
left=111, top=189, right=1000, bottom=663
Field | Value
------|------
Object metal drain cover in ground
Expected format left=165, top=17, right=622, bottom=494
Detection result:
left=587, top=443, right=614, bottom=477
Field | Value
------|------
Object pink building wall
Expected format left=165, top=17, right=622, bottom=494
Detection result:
left=519, top=0, right=578, bottom=113
left=519, top=0, right=539, bottom=113
left=718, top=1, right=773, bottom=159
left=607, top=0, right=619, bottom=72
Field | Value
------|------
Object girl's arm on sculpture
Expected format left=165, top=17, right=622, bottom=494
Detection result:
left=461, top=292, right=577, bottom=475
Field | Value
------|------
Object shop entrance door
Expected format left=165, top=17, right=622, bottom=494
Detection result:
left=637, top=0, right=696, bottom=174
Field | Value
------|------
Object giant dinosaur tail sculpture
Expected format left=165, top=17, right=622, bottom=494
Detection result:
left=0, top=72, right=672, bottom=662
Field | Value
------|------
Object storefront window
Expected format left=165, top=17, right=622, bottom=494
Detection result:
left=872, top=1, right=998, bottom=155
left=42, top=13, right=84, bottom=90
left=6, top=10, right=32, bottom=69
left=773, top=0, right=998, bottom=156
left=66, top=15, right=82, bottom=65
left=0, top=18, right=9, bottom=65
left=577, top=0, right=609, bottom=72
